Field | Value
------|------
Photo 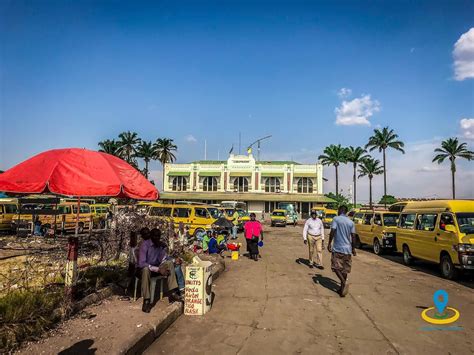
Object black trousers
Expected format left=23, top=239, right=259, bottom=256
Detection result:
left=246, top=238, right=259, bottom=256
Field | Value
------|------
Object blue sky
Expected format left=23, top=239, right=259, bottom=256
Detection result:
left=1, top=1, right=473, bottom=200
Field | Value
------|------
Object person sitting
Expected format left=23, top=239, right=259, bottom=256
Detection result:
left=202, top=230, right=212, bottom=253
left=138, top=229, right=182, bottom=313
left=208, top=231, right=226, bottom=254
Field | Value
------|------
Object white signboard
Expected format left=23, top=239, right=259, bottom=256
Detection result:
left=184, top=257, right=213, bottom=316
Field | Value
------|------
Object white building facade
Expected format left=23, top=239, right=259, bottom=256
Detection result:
left=162, top=153, right=328, bottom=215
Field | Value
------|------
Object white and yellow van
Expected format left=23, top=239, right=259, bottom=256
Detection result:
left=148, top=203, right=218, bottom=236
left=395, top=200, right=474, bottom=279
left=322, top=209, right=337, bottom=229
left=353, top=210, right=399, bottom=254
left=0, top=199, right=18, bottom=231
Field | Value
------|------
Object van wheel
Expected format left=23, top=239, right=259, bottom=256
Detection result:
left=354, top=235, right=362, bottom=249
left=402, top=245, right=413, bottom=265
left=78, top=222, right=84, bottom=234
left=194, top=228, right=204, bottom=237
left=373, top=239, right=382, bottom=255
left=440, top=254, right=457, bottom=280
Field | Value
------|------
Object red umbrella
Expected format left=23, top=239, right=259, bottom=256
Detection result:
left=0, top=148, right=158, bottom=200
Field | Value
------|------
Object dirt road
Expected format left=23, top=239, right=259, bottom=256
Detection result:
left=145, top=224, right=473, bottom=355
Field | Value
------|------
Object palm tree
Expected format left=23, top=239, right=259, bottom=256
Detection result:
left=98, top=139, right=121, bottom=157
left=153, top=138, right=178, bottom=188
left=117, top=131, right=141, bottom=164
left=346, top=146, right=369, bottom=207
left=432, top=137, right=473, bottom=199
left=318, top=144, right=348, bottom=196
left=365, top=126, right=405, bottom=200
left=358, top=158, right=384, bottom=209
left=136, top=140, right=154, bottom=179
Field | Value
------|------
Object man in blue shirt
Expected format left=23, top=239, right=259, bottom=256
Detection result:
left=327, top=205, right=357, bottom=297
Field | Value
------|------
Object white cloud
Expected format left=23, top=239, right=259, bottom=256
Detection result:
left=337, top=88, right=352, bottom=99
left=335, top=94, right=381, bottom=126
left=185, top=134, right=197, bottom=143
left=453, top=28, right=474, bottom=81
left=460, top=118, right=474, bottom=140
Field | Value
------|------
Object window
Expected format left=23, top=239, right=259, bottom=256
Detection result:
left=58, top=206, right=72, bottom=214
left=173, top=208, right=190, bottom=218
left=203, top=177, right=218, bottom=191
left=265, top=177, right=281, bottom=192
left=150, top=207, right=172, bottom=217
left=233, top=177, right=249, bottom=192
left=383, top=214, right=399, bottom=227
left=195, top=208, right=209, bottom=218
left=353, top=213, right=364, bottom=224
left=72, top=205, right=90, bottom=213
left=207, top=208, right=220, bottom=219
left=374, top=214, right=382, bottom=226
left=363, top=214, right=372, bottom=225
left=297, top=178, right=313, bottom=193
left=416, top=214, right=437, bottom=231
left=399, top=213, right=416, bottom=229
left=4, top=204, right=18, bottom=213
left=272, top=211, right=285, bottom=216
left=455, top=213, right=474, bottom=234
left=172, top=176, right=187, bottom=191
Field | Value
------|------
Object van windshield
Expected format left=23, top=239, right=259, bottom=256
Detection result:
left=383, top=214, right=399, bottom=226
left=326, top=213, right=336, bottom=218
left=273, top=211, right=285, bottom=217
left=207, top=208, right=220, bottom=219
left=456, top=213, right=474, bottom=234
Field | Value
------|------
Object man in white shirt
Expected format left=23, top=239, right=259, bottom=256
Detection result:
left=303, top=210, right=325, bottom=269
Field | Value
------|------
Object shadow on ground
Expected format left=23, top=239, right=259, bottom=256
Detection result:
left=312, top=273, right=340, bottom=294
left=58, top=339, right=96, bottom=354
left=295, top=257, right=311, bottom=267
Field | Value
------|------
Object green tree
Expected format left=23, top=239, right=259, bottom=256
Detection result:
left=325, top=192, right=351, bottom=210
left=117, top=131, right=141, bottom=164
left=358, top=158, right=384, bottom=209
left=318, top=144, right=347, bottom=196
left=136, top=140, right=154, bottom=179
left=365, top=126, right=404, bottom=202
left=379, top=195, right=397, bottom=205
left=98, top=139, right=121, bottom=157
left=346, top=146, right=369, bottom=207
left=432, top=137, right=474, bottom=199
left=153, top=138, right=178, bottom=188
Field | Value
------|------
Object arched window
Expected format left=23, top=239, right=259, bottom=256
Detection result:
left=203, top=176, right=218, bottom=191
left=172, top=176, right=187, bottom=191
left=297, top=178, right=313, bottom=193
left=233, top=177, right=249, bottom=192
left=265, top=177, right=281, bottom=192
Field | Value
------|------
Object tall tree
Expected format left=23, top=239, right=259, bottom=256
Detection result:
left=117, top=131, right=141, bottom=164
left=136, top=140, right=154, bottom=179
left=318, top=144, right=348, bottom=196
left=98, top=139, right=121, bottom=157
left=346, top=146, right=369, bottom=207
left=365, top=127, right=405, bottom=202
left=432, top=137, right=473, bottom=199
left=358, top=158, right=384, bottom=209
left=153, top=138, right=178, bottom=188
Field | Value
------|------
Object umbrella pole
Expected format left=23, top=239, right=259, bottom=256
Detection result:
left=65, top=197, right=80, bottom=296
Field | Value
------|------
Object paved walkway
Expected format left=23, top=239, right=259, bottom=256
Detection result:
left=145, top=224, right=473, bottom=355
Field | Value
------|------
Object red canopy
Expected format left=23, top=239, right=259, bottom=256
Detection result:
left=0, top=148, right=158, bottom=200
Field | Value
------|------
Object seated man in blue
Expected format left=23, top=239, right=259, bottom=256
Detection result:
left=138, top=228, right=182, bottom=313
left=208, top=231, right=226, bottom=254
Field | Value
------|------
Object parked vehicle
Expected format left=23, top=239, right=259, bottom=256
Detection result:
left=148, top=203, right=218, bottom=237
left=353, top=210, right=399, bottom=254
left=271, top=209, right=287, bottom=227
left=0, top=199, right=18, bottom=231
left=322, top=209, right=337, bottom=229
left=277, top=202, right=298, bottom=224
left=90, top=203, right=110, bottom=228
left=395, top=200, right=474, bottom=280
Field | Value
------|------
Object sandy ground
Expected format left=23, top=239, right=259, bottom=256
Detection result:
left=145, top=224, right=474, bottom=355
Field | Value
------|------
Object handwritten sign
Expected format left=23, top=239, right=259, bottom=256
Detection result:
left=184, top=258, right=213, bottom=316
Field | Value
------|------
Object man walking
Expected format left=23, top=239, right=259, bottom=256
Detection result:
left=327, top=205, right=357, bottom=297
left=231, top=209, right=240, bottom=240
left=303, top=210, right=325, bottom=269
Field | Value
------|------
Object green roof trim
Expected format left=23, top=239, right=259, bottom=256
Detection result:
left=199, top=171, right=222, bottom=177
left=257, top=161, right=300, bottom=165
left=260, top=172, right=284, bottom=177
left=167, top=171, right=191, bottom=177
left=192, top=160, right=225, bottom=164
left=293, top=172, right=317, bottom=177
left=229, top=171, right=252, bottom=176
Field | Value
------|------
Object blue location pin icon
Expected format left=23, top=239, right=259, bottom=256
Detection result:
left=433, top=289, right=448, bottom=316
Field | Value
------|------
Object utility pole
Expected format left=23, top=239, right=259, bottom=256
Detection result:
left=247, top=135, right=272, bottom=161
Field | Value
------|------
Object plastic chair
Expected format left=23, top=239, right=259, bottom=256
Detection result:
left=134, top=275, right=166, bottom=303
